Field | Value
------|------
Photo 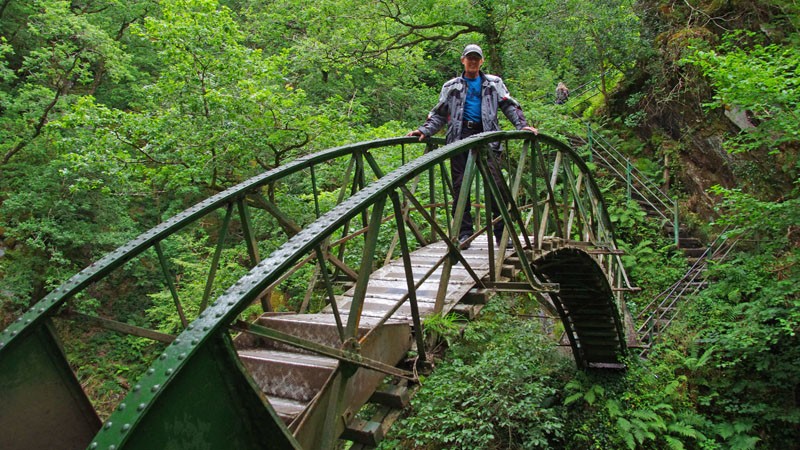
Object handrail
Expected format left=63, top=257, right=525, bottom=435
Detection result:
left=0, top=137, right=443, bottom=350
left=548, top=69, right=681, bottom=246
left=636, top=229, right=736, bottom=353
left=1, top=131, right=634, bottom=450
left=584, top=125, right=680, bottom=245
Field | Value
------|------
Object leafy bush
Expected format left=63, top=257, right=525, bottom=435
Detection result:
left=383, top=297, right=572, bottom=449
left=562, top=363, right=708, bottom=450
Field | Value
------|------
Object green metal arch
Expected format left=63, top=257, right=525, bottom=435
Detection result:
left=0, top=136, right=443, bottom=353
left=1, top=131, right=632, bottom=450
left=87, top=131, right=628, bottom=448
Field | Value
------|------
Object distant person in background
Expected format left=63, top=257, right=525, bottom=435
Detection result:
left=555, top=82, right=569, bottom=105
left=407, top=44, right=537, bottom=249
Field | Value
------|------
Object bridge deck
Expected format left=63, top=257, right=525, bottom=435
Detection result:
left=234, top=235, right=517, bottom=447
left=329, top=235, right=500, bottom=321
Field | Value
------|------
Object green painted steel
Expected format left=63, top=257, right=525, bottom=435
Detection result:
left=95, top=334, right=299, bottom=449
left=0, top=322, right=100, bottom=450
left=0, top=136, right=442, bottom=450
left=0, top=136, right=443, bottom=355
left=0, top=132, right=631, bottom=449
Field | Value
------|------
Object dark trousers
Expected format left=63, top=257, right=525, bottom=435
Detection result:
left=451, top=126, right=506, bottom=239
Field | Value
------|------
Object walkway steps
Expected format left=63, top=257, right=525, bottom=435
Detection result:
left=238, top=349, right=338, bottom=424
left=233, top=235, right=625, bottom=446
left=233, top=235, right=509, bottom=448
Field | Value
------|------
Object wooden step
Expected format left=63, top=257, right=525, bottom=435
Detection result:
left=344, top=380, right=418, bottom=447
left=266, top=395, right=308, bottom=425
left=234, top=313, right=377, bottom=353
left=573, top=328, right=619, bottom=338
left=238, top=349, right=337, bottom=403
left=681, top=247, right=707, bottom=258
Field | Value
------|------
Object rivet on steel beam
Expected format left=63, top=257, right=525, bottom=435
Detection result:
left=121, top=424, right=131, bottom=432
left=165, top=368, right=173, bottom=375
left=147, top=368, right=155, bottom=375
left=191, top=339, right=198, bottom=345
left=137, top=403, right=146, bottom=412
left=89, top=443, right=98, bottom=449
left=10, top=331, right=16, bottom=336
left=178, top=353, right=187, bottom=360
left=109, top=445, right=117, bottom=450
left=151, top=384, right=160, bottom=392
left=173, top=338, right=181, bottom=345
left=133, top=385, right=141, bottom=392
left=118, top=403, right=126, bottom=411
left=159, top=354, right=167, bottom=360
left=104, top=421, right=113, bottom=430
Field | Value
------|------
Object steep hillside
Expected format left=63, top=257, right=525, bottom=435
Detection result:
left=610, top=0, right=798, bottom=218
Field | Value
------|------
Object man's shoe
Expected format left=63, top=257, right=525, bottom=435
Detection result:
left=458, top=233, right=471, bottom=250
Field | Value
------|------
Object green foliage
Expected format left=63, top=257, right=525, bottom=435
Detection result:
left=600, top=186, right=686, bottom=305
left=146, top=232, right=251, bottom=333
left=685, top=31, right=800, bottom=161
left=709, top=186, right=800, bottom=248
left=59, top=322, right=166, bottom=419
left=385, top=298, right=572, bottom=449
left=654, top=179, right=800, bottom=449
left=422, top=312, right=465, bottom=347
left=562, top=362, right=710, bottom=450
left=1, top=0, right=796, bottom=445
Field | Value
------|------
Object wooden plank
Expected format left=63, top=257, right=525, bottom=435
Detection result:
left=369, top=381, right=412, bottom=409
left=341, top=418, right=383, bottom=446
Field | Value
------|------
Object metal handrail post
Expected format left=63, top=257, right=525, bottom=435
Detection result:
left=674, top=200, right=680, bottom=247
left=626, top=160, right=632, bottom=200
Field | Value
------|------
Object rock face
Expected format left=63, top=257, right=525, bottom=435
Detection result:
left=608, top=1, right=794, bottom=217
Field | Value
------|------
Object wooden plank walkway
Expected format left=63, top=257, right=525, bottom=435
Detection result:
left=236, top=236, right=540, bottom=448
left=328, top=235, right=502, bottom=322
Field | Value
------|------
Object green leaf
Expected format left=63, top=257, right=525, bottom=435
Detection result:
left=564, top=392, right=584, bottom=406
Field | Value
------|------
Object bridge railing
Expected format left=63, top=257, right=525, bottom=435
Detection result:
left=1, top=132, right=633, bottom=450
left=583, top=126, right=680, bottom=245
left=0, top=136, right=444, bottom=449
left=635, top=229, right=737, bottom=354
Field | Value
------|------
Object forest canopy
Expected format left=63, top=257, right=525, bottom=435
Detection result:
left=1, top=0, right=798, bottom=448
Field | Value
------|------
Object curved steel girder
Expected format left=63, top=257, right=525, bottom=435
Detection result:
left=1, top=131, right=631, bottom=450
left=533, top=247, right=627, bottom=369
left=0, top=136, right=441, bottom=450
left=84, top=130, right=628, bottom=448
left=0, top=136, right=443, bottom=352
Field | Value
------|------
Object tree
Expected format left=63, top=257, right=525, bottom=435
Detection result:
left=0, top=0, right=135, bottom=165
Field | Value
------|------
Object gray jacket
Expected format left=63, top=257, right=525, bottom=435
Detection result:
left=417, top=70, right=530, bottom=151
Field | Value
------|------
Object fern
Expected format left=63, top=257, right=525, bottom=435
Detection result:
left=564, top=392, right=583, bottom=406
left=667, top=422, right=704, bottom=440
left=664, top=435, right=686, bottom=450
left=605, top=399, right=623, bottom=417
left=631, top=409, right=667, bottom=431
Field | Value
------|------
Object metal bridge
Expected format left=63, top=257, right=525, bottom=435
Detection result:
left=0, top=132, right=635, bottom=449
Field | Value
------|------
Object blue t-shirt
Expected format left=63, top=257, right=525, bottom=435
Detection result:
left=463, top=75, right=482, bottom=122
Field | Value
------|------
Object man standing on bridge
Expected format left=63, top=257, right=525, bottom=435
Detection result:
left=407, top=44, right=538, bottom=249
